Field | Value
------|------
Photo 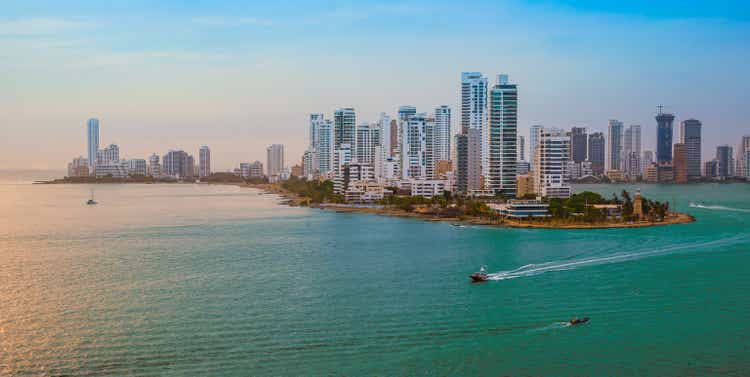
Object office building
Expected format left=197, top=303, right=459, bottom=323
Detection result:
left=401, top=113, right=434, bottom=180
left=534, top=127, right=571, bottom=198
left=673, top=143, right=688, bottom=183
left=334, top=108, right=356, bottom=150
left=455, top=128, right=481, bottom=193
left=623, top=124, right=641, bottom=178
left=163, top=150, right=194, bottom=179
left=355, top=122, right=381, bottom=166
left=529, top=125, right=544, bottom=171
left=656, top=108, right=675, bottom=163
left=434, top=105, right=451, bottom=163
left=87, top=118, right=99, bottom=174
left=704, top=160, right=718, bottom=178
left=588, top=132, right=605, bottom=175
left=266, top=144, right=284, bottom=178
left=607, top=120, right=623, bottom=171
left=716, top=145, right=734, bottom=178
left=461, top=72, right=489, bottom=177
left=487, top=74, right=517, bottom=196
left=198, top=145, right=211, bottom=178
left=570, top=127, right=587, bottom=163
left=680, top=119, right=702, bottom=178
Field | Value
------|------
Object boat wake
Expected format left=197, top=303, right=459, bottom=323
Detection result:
left=487, top=235, right=746, bottom=281
left=689, top=203, right=750, bottom=213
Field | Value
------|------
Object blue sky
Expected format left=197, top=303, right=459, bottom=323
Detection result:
left=2, top=0, right=749, bottom=169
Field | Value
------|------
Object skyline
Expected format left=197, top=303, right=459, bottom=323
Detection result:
left=3, top=1, right=750, bottom=170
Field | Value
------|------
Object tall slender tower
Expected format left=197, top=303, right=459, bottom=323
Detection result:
left=529, top=125, right=544, bottom=171
left=488, top=74, right=517, bottom=196
left=334, top=108, right=356, bottom=151
left=588, top=132, right=605, bottom=175
left=198, top=145, right=211, bottom=178
left=461, top=72, right=488, bottom=178
left=679, top=119, right=702, bottom=178
left=434, top=105, right=451, bottom=163
left=656, top=107, right=675, bottom=164
left=570, top=127, right=588, bottom=163
left=266, top=144, right=284, bottom=178
left=87, top=118, right=99, bottom=174
left=607, top=120, right=623, bottom=171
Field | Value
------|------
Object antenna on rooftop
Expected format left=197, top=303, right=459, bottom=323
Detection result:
left=657, top=105, right=664, bottom=115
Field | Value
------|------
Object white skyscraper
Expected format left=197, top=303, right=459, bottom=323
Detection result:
left=434, top=105, right=451, bottom=163
left=607, top=120, right=624, bottom=171
left=315, top=119, right=334, bottom=175
left=333, top=144, right=353, bottom=193
left=266, top=144, right=284, bottom=178
left=401, top=113, right=435, bottom=180
left=309, top=113, right=325, bottom=150
left=461, top=72, right=488, bottom=177
left=378, top=113, right=392, bottom=160
left=148, top=153, right=161, bottom=177
left=199, top=145, right=211, bottom=178
left=87, top=118, right=99, bottom=174
left=534, top=127, right=571, bottom=198
left=529, top=124, right=543, bottom=171
left=355, top=122, right=381, bottom=165
left=334, top=108, right=356, bottom=151
left=487, top=74, right=517, bottom=196
left=623, top=125, right=641, bottom=178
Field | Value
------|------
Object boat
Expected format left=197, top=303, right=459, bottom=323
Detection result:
left=86, top=191, right=97, bottom=205
left=569, top=317, right=589, bottom=326
left=451, top=223, right=464, bottom=227
left=469, top=266, right=489, bottom=282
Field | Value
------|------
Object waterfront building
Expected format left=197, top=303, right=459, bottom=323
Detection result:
left=534, top=127, right=571, bottom=198
left=95, top=162, right=128, bottom=179
left=461, top=72, right=489, bottom=177
left=315, top=119, right=334, bottom=175
left=410, top=180, right=447, bottom=199
left=345, top=181, right=387, bottom=204
left=356, top=122, right=381, bottom=166
left=624, top=152, right=640, bottom=181
left=454, top=128, right=481, bottom=194
left=489, top=200, right=550, bottom=218
left=735, top=135, right=750, bottom=178
left=673, top=143, right=688, bottom=183
left=163, top=150, right=194, bottom=179
left=680, top=119, right=702, bottom=178
left=657, top=165, right=674, bottom=182
left=333, top=144, right=353, bottom=193
left=644, top=164, right=658, bottom=183
left=607, top=169, right=626, bottom=183
left=529, top=125, right=544, bottom=171
left=126, top=159, right=147, bottom=176
left=266, top=144, right=284, bottom=178
left=570, top=127, right=587, bottom=163
left=249, top=161, right=263, bottom=179
left=199, top=146, right=211, bottom=178
left=716, top=145, right=734, bottom=178
left=378, top=113, right=392, bottom=160
left=487, top=74, right=517, bottom=196
left=239, top=163, right=250, bottom=178
left=67, top=157, right=89, bottom=177
left=401, top=113, right=435, bottom=180
left=704, top=160, right=718, bottom=178
left=434, top=105, right=451, bottom=163
left=97, top=144, right=120, bottom=164
left=309, top=113, right=325, bottom=151
left=389, top=119, right=399, bottom=158
left=566, top=161, right=593, bottom=180
left=656, top=109, right=675, bottom=164
left=516, top=174, right=535, bottom=198
left=588, top=132, right=605, bottom=175
left=607, top=120, right=623, bottom=171
left=302, top=150, right=315, bottom=178
left=643, top=150, right=654, bottom=169
left=87, top=118, right=99, bottom=174
left=334, top=108, right=356, bottom=150
left=148, top=153, right=161, bottom=178
left=623, top=124, right=641, bottom=177
left=517, top=136, right=525, bottom=162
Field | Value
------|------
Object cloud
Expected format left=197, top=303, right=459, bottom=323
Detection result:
left=194, top=16, right=274, bottom=28
left=0, top=18, right=86, bottom=36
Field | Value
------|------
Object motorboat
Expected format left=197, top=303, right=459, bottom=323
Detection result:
left=569, top=317, right=589, bottom=326
left=470, top=266, right=489, bottom=282
left=86, top=199, right=97, bottom=205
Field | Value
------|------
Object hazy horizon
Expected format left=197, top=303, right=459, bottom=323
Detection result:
left=3, top=1, right=749, bottom=170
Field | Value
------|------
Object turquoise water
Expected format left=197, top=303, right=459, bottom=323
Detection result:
left=1, top=182, right=749, bottom=376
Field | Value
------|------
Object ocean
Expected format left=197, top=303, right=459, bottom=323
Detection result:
left=1, top=180, right=749, bottom=376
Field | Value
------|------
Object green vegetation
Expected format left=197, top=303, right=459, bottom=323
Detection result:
left=546, top=190, right=670, bottom=223
left=281, top=176, right=335, bottom=204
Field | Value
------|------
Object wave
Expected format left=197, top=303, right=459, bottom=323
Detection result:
left=488, top=235, right=746, bottom=281
left=689, top=202, right=750, bottom=213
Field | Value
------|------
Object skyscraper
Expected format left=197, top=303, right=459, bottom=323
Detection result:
left=623, top=125, right=641, bottom=178
left=570, top=127, right=587, bottom=163
left=517, top=136, right=525, bottom=162
left=588, top=132, right=605, bottom=175
left=607, top=120, right=623, bottom=171
left=401, top=114, right=434, bottom=180
left=434, top=105, right=451, bottom=163
left=656, top=108, right=675, bottom=164
left=679, top=119, right=702, bottom=178
left=334, top=108, right=356, bottom=150
left=737, top=135, right=750, bottom=178
left=455, top=128, right=481, bottom=193
left=673, top=143, right=688, bottom=183
left=397, top=106, right=416, bottom=121
left=87, top=118, right=99, bottom=174
left=315, top=120, right=334, bottom=175
left=716, top=145, right=734, bottom=178
left=199, top=145, right=211, bottom=178
left=266, top=144, right=284, bottom=178
left=529, top=124, right=544, bottom=171
left=148, top=153, right=161, bottom=177
left=487, top=74, right=517, bottom=196
left=461, top=72, right=488, bottom=177
left=163, top=150, right=193, bottom=179
left=378, top=113, right=392, bottom=159
left=309, top=113, right=325, bottom=150
left=534, top=127, right=571, bottom=198
left=355, top=122, right=381, bottom=165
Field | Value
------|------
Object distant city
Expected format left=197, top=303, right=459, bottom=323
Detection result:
left=67, top=72, right=750, bottom=202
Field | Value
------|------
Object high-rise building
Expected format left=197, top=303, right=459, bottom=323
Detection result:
left=398, top=105, right=417, bottom=121
left=673, top=143, right=688, bottom=183
left=97, top=144, right=120, bottom=165
left=249, top=161, right=264, bottom=179
left=302, top=150, right=315, bottom=178
left=333, top=144, right=353, bottom=193
left=163, top=150, right=194, bottom=179
left=643, top=150, right=654, bottom=168
left=570, top=127, right=587, bottom=163
left=679, top=119, right=702, bottom=178
left=487, top=74, right=517, bottom=196
left=455, top=128, right=481, bottom=194
left=716, top=145, right=734, bottom=178
left=735, top=135, right=750, bottom=178
left=434, top=105, right=451, bottom=163
left=334, top=108, right=356, bottom=151
left=309, top=113, right=325, bottom=150
left=148, top=153, right=161, bottom=177
left=623, top=125, right=641, bottom=179
left=378, top=113, right=392, bottom=159
left=198, top=145, right=211, bottom=178
left=607, top=120, right=623, bottom=171
left=517, top=136, right=525, bottom=162
left=266, top=144, right=284, bottom=178
left=126, top=159, right=147, bottom=177
left=401, top=114, right=434, bottom=180
left=315, top=120, right=334, bottom=175
left=355, top=122, right=381, bottom=165
left=389, top=119, right=399, bottom=158
left=67, top=157, right=89, bottom=177
left=534, top=127, right=571, bottom=198
left=656, top=108, right=675, bottom=164
left=87, top=118, right=99, bottom=174
left=461, top=72, right=489, bottom=177
left=529, top=125, right=544, bottom=171
left=588, top=132, right=605, bottom=175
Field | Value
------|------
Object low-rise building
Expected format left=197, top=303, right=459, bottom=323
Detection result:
left=606, top=169, right=626, bottom=183
left=345, top=181, right=388, bottom=203
left=126, top=159, right=147, bottom=176
left=67, top=156, right=89, bottom=177
left=567, top=161, right=593, bottom=180
left=644, top=163, right=658, bottom=183
left=410, top=180, right=447, bottom=198
left=95, top=162, right=128, bottom=178
left=488, top=200, right=550, bottom=218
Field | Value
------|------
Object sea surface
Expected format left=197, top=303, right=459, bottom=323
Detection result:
left=1, top=180, right=749, bottom=376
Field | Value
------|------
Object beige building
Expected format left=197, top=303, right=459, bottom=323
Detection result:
left=516, top=174, right=535, bottom=198
left=606, top=169, right=626, bottom=183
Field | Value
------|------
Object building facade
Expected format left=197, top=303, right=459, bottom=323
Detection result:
left=716, top=145, right=734, bottom=178
left=461, top=72, right=488, bottom=178
left=529, top=125, right=544, bottom=171
left=680, top=119, right=702, bottom=178
left=534, top=127, right=571, bottom=198
left=334, top=108, right=356, bottom=151
left=199, top=145, right=211, bottom=178
left=487, top=74, right=517, bottom=196
left=607, top=119, right=623, bottom=172
left=570, top=127, right=587, bottom=163
left=266, top=144, right=284, bottom=178
left=434, top=105, right=451, bottom=163
left=673, top=143, right=688, bottom=183
left=656, top=110, right=675, bottom=164
left=588, top=132, right=605, bottom=176
left=87, top=118, right=99, bottom=174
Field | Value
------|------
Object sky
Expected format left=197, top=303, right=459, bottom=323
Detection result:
left=1, top=0, right=749, bottom=170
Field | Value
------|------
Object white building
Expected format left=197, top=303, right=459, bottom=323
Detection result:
left=97, top=144, right=120, bottom=164
left=378, top=113, right=392, bottom=160
left=333, top=144, right=353, bottom=194
left=67, top=156, right=89, bottom=177
left=434, top=105, right=451, bottom=163
left=461, top=72, right=488, bottom=178
left=334, top=108, right=356, bottom=150
left=87, top=118, right=99, bottom=175
left=355, top=122, right=381, bottom=165
left=401, top=113, right=435, bottom=180
left=623, top=125, right=641, bottom=178
left=302, top=150, right=315, bottom=178
left=266, top=144, right=284, bottom=178
left=534, top=127, right=572, bottom=198
left=315, top=119, right=334, bottom=175
left=566, top=161, right=593, bottom=180
left=607, top=120, right=624, bottom=172
left=410, top=180, right=447, bottom=199
left=199, top=145, right=211, bottom=178
left=148, top=153, right=161, bottom=178
left=487, top=74, right=517, bottom=196
left=127, top=159, right=147, bottom=176
left=95, top=162, right=128, bottom=178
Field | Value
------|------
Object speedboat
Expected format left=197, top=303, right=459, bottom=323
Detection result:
left=470, top=266, right=489, bottom=282
left=86, top=199, right=97, bottom=205
left=569, top=317, right=589, bottom=326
